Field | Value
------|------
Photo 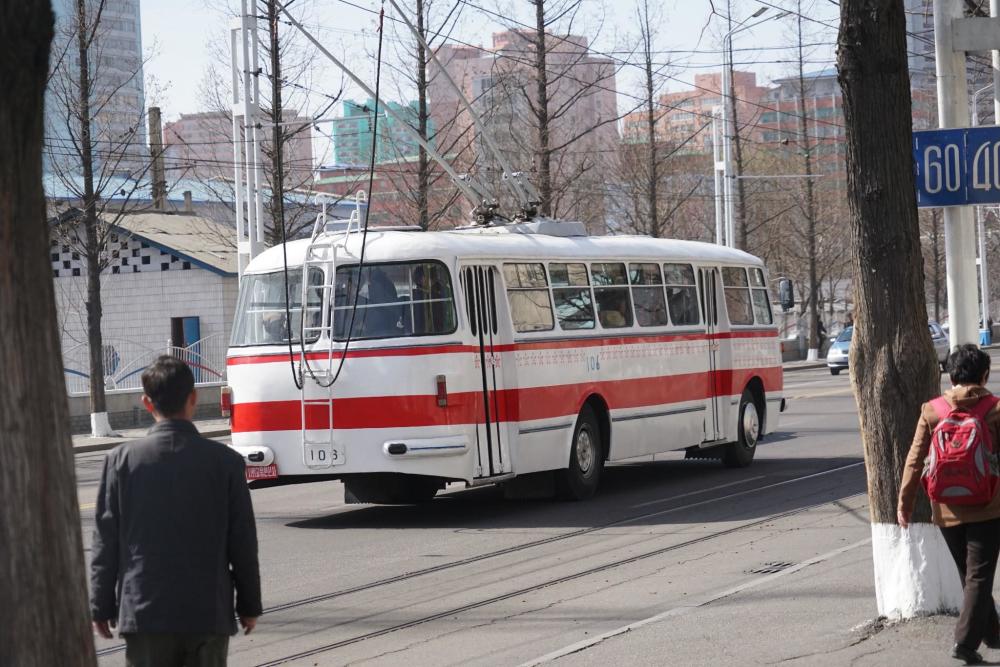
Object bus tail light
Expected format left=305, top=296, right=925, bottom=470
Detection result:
left=436, top=374, right=448, bottom=407
left=221, top=386, right=232, bottom=419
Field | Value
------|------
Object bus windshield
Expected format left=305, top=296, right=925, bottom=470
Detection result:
left=230, top=269, right=323, bottom=347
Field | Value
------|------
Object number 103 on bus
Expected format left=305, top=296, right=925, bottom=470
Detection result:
left=305, top=444, right=344, bottom=468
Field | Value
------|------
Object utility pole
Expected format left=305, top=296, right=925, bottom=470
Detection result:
left=971, top=84, right=992, bottom=334
left=231, top=0, right=264, bottom=275
left=795, top=8, right=820, bottom=361
left=712, top=106, right=724, bottom=245
left=991, top=0, right=1000, bottom=334
left=934, top=0, right=979, bottom=348
left=721, top=7, right=769, bottom=248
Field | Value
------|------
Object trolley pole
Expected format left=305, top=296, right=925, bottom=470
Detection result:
left=934, top=0, right=980, bottom=348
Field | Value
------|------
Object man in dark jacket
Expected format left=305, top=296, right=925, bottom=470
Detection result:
left=90, top=356, right=262, bottom=666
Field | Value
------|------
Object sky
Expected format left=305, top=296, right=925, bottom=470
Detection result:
left=140, top=0, right=840, bottom=155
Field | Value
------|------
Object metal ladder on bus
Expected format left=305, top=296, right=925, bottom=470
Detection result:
left=298, top=191, right=366, bottom=465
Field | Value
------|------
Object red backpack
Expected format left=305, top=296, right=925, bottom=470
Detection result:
left=922, top=395, right=1000, bottom=505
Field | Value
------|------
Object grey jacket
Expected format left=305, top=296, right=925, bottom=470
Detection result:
left=90, top=420, right=262, bottom=635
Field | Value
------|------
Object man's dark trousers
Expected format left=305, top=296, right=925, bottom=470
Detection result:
left=124, top=634, right=228, bottom=667
left=940, top=517, right=1000, bottom=650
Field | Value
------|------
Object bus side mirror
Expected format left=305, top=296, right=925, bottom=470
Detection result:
left=777, top=278, right=794, bottom=312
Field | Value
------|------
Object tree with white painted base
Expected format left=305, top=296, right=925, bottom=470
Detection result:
left=47, top=0, right=158, bottom=437
left=837, top=0, right=961, bottom=618
left=0, top=0, right=97, bottom=663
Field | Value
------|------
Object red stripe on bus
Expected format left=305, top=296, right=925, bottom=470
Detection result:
left=230, top=366, right=782, bottom=433
left=227, top=343, right=473, bottom=365
left=226, top=329, right=780, bottom=366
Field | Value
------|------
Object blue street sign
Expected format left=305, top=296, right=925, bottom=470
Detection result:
left=914, top=126, right=1000, bottom=207
left=966, top=127, right=1000, bottom=205
left=913, top=128, right=967, bottom=207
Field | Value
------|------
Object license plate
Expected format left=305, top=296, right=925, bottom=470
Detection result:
left=246, top=463, right=278, bottom=481
left=304, top=444, right=345, bottom=468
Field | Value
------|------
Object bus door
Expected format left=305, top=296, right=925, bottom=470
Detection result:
left=699, top=267, right=724, bottom=442
left=461, top=265, right=512, bottom=478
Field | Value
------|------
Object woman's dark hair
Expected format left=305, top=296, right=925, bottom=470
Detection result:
left=141, top=355, right=195, bottom=416
left=947, top=344, right=991, bottom=385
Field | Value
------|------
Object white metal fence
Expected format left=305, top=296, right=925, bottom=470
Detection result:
left=63, top=333, right=227, bottom=395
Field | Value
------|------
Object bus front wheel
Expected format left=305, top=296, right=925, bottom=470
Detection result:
left=556, top=405, right=604, bottom=501
left=723, top=389, right=761, bottom=468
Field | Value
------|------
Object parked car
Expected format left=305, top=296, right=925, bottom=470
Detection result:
left=827, top=322, right=949, bottom=376
left=826, top=326, right=851, bottom=375
left=929, top=320, right=950, bottom=368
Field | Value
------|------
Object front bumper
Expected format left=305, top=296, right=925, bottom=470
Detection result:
left=827, top=358, right=849, bottom=369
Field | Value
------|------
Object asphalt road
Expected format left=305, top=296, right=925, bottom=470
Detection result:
left=75, top=361, right=925, bottom=666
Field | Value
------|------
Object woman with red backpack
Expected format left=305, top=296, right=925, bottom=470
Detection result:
left=899, top=344, right=1000, bottom=665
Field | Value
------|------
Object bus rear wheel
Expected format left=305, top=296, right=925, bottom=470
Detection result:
left=556, top=405, right=603, bottom=500
left=723, top=388, right=761, bottom=468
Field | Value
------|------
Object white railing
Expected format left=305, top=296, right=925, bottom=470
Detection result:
left=63, top=333, right=228, bottom=395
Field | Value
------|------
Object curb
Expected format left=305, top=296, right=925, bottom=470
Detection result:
left=73, top=428, right=232, bottom=455
left=782, top=362, right=828, bottom=373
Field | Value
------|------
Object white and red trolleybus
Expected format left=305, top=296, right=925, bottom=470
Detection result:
left=224, top=220, right=786, bottom=502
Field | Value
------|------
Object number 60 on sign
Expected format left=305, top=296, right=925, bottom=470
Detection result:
left=913, top=127, right=1000, bottom=207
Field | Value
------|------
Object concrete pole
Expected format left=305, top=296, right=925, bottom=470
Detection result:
left=978, top=208, right=990, bottom=333
left=971, top=86, right=991, bottom=335
left=230, top=23, right=247, bottom=276
left=712, top=106, right=724, bottom=245
left=249, top=15, right=265, bottom=247
left=722, top=39, right=736, bottom=247
left=989, top=0, right=1000, bottom=334
left=239, top=0, right=261, bottom=262
left=934, top=0, right=980, bottom=348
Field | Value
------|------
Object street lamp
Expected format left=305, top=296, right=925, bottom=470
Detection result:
left=717, top=7, right=787, bottom=247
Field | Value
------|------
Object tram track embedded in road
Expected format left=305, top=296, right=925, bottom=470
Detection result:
left=95, top=460, right=864, bottom=661
left=252, top=489, right=867, bottom=666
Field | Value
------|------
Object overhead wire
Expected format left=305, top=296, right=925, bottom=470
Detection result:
left=296, top=2, right=386, bottom=391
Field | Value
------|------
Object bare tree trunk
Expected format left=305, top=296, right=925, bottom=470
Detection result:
left=727, top=0, right=748, bottom=249
left=796, top=10, right=820, bottom=358
left=837, top=0, right=948, bottom=618
left=532, top=0, right=552, bottom=217
left=0, top=1, right=96, bottom=663
left=76, top=0, right=108, bottom=432
left=416, top=0, right=430, bottom=230
left=267, top=0, right=285, bottom=245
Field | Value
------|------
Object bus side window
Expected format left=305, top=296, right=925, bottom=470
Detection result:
left=488, top=268, right=499, bottom=335
left=749, top=267, right=773, bottom=325
left=664, top=263, right=700, bottom=326
left=591, top=262, right=633, bottom=329
left=629, top=263, right=668, bottom=327
left=411, top=262, right=454, bottom=335
left=549, top=262, right=595, bottom=330
left=722, top=267, right=754, bottom=325
left=502, top=263, right=554, bottom=332
left=464, top=268, right=478, bottom=336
